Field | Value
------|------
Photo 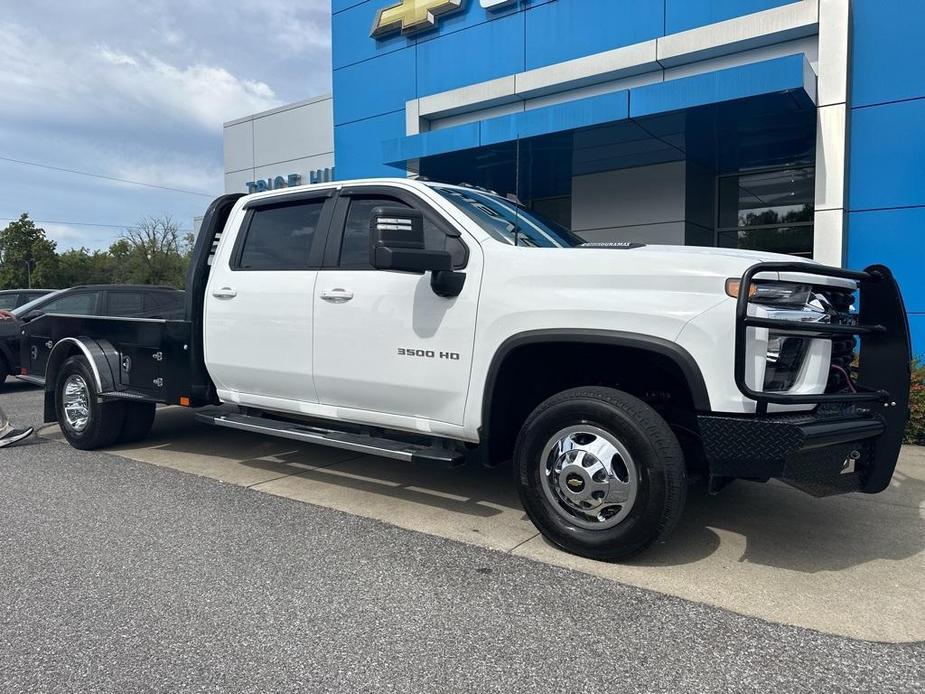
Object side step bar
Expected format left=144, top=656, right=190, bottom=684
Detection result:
left=195, top=410, right=466, bottom=468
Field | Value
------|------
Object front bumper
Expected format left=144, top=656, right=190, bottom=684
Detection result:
left=698, top=408, right=896, bottom=496
left=706, top=262, right=911, bottom=497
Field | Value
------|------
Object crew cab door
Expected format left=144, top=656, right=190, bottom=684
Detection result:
left=204, top=192, right=333, bottom=407
left=312, top=187, right=482, bottom=425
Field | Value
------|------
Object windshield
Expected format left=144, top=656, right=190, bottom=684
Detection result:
left=432, top=186, right=584, bottom=248
left=11, top=290, right=62, bottom=317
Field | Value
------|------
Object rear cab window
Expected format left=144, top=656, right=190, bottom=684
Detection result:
left=233, top=198, right=329, bottom=271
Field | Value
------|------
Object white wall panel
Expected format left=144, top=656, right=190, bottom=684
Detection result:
left=223, top=121, right=254, bottom=174
left=253, top=99, right=334, bottom=168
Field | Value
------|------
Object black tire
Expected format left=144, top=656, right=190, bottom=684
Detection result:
left=55, top=356, right=126, bottom=450
left=117, top=402, right=156, bottom=444
left=515, top=387, right=686, bottom=562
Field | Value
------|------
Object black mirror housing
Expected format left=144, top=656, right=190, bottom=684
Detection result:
left=369, top=207, right=453, bottom=273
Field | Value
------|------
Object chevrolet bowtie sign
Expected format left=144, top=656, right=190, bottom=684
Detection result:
left=371, top=0, right=525, bottom=38
left=371, top=0, right=463, bottom=38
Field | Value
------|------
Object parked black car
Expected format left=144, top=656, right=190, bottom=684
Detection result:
left=0, top=285, right=184, bottom=388
left=0, top=289, right=55, bottom=311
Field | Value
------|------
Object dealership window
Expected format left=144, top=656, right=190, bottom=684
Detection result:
left=716, top=167, right=814, bottom=257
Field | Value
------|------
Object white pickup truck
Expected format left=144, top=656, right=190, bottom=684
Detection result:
left=22, top=179, right=911, bottom=560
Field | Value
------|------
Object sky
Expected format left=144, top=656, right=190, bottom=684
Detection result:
left=0, top=0, right=332, bottom=250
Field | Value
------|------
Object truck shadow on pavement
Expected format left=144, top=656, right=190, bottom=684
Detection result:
left=114, top=408, right=925, bottom=575
left=632, top=464, right=925, bottom=572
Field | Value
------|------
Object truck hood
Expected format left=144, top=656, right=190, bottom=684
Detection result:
left=503, top=244, right=856, bottom=291
left=576, top=244, right=857, bottom=289
left=581, top=243, right=811, bottom=265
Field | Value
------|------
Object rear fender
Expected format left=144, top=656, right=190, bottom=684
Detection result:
left=43, top=337, right=120, bottom=422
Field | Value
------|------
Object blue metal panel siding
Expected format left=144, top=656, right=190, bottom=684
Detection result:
left=335, top=111, right=409, bottom=179
left=847, top=0, right=925, bottom=354
left=416, top=13, right=525, bottom=95
left=524, top=0, right=664, bottom=70
left=849, top=99, right=925, bottom=212
left=333, top=0, right=368, bottom=14
left=630, top=54, right=809, bottom=118
left=665, top=0, right=799, bottom=34
left=333, top=46, right=416, bottom=126
left=848, top=208, right=925, bottom=314
left=847, top=208, right=925, bottom=353
left=851, top=0, right=925, bottom=108
left=333, top=1, right=408, bottom=70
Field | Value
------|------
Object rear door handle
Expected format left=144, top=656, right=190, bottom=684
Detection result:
left=212, top=287, right=237, bottom=299
left=320, top=288, right=354, bottom=304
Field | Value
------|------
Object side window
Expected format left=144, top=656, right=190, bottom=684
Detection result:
left=144, top=292, right=185, bottom=319
left=340, top=197, right=466, bottom=270
left=0, top=294, right=17, bottom=310
left=107, top=292, right=145, bottom=317
left=236, top=199, right=325, bottom=270
left=42, top=291, right=100, bottom=316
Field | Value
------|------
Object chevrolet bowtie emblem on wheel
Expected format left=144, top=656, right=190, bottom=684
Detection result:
left=371, top=0, right=463, bottom=38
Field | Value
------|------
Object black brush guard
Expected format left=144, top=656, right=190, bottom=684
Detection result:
left=699, top=263, right=911, bottom=496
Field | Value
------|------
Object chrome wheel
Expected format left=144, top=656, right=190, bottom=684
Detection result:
left=540, top=425, right=639, bottom=530
left=62, top=374, right=91, bottom=433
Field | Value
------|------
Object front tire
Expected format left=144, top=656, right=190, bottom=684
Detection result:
left=515, top=387, right=686, bottom=562
left=56, top=356, right=126, bottom=450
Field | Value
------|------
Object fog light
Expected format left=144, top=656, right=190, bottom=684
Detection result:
left=764, top=334, right=807, bottom=391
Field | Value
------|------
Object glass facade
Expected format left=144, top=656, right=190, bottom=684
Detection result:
left=716, top=167, right=815, bottom=256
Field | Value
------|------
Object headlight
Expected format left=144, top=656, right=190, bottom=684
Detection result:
left=725, top=279, right=813, bottom=308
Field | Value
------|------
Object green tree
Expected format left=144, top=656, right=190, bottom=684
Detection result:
left=56, top=247, right=117, bottom=287
left=117, top=216, right=187, bottom=288
left=0, top=214, right=59, bottom=289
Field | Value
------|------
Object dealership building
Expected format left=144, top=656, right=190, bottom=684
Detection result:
left=224, top=0, right=925, bottom=351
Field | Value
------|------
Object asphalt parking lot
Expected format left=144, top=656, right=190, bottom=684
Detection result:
left=1, top=381, right=923, bottom=693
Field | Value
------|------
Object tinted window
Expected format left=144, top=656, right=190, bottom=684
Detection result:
left=145, top=291, right=185, bottom=319
left=433, top=186, right=584, bottom=248
left=107, top=292, right=145, bottom=316
left=0, top=294, right=18, bottom=310
left=340, top=197, right=466, bottom=269
left=41, top=291, right=100, bottom=315
left=16, top=291, right=48, bottom=307
left=237, top=200, right=325, bottom=270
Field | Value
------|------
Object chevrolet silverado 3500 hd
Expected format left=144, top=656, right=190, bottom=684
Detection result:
left=21, top=179, right=911, bottom=560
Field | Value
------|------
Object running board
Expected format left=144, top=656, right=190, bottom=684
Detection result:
left=196, top=410, right=466, bottom=467
left=16, top=374, right=45, bottom=386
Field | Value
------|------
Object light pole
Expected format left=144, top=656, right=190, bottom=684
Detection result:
left=24, top=259, right=34, bottom=289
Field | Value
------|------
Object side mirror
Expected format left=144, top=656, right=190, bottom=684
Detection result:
left=369, top=207, right=452, bottom=273
left=20, top=309, right=43, bottom=322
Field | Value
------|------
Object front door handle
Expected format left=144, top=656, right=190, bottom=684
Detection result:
left=320, top=288, right=354, bottom=304
left=212, top=287, right=237, bottom=299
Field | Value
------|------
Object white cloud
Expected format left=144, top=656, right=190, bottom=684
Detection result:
left=96, top=46, right=282, bottom=128
left=0, top=1, right=331, bottom=252
left=0, top=23, right=282, bottom=132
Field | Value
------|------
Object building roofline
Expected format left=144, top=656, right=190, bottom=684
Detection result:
left=224, top=93, right=333, bottom=128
